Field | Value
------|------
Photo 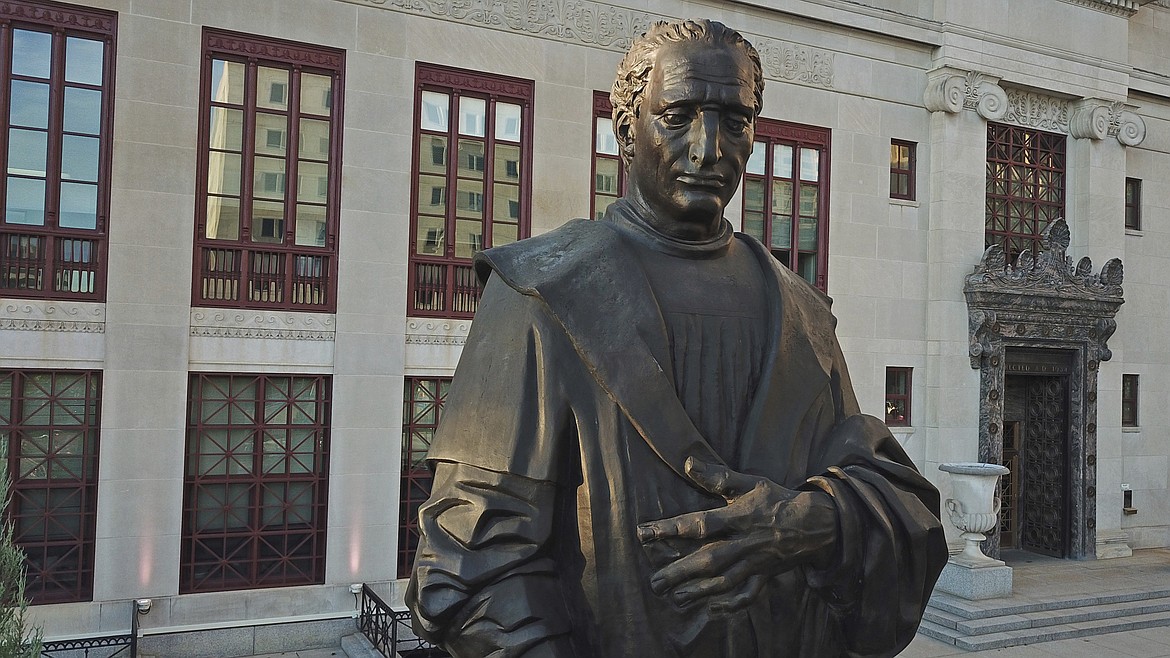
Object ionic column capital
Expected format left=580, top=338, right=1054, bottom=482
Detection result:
left=924, top=68, right=1008, bottom=120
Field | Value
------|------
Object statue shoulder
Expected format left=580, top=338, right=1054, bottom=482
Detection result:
left=474, top=219, right=623, bottom=293
left=737, top=232, right=834, bottom=313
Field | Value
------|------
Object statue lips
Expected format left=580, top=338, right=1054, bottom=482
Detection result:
left=675, top=173, right=726, bottom=191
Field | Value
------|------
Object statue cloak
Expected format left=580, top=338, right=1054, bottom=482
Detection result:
left=406, top=217, right=946, bottom=658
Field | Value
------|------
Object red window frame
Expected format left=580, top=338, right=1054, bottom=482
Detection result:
left=0, top=1, right=116, bottom=302
left=1, top=369, right=101, bottom=604
left=408, top=63, right=534, bottom=318
left=181, top=373, right=331, bottom=594
left=398, top=376, right=450, bottom=578
left=985, top=123, right=1066, bottom=262
left=741, top=118, right=831, bottom=291
left=1122, top=374, right=1138, bottom=427
left=890, top=139, right=915, bottom=200
left=590, top=92, right=624, bottom=220
left=192, top=29, right=345, bottom=313
left=1125, top=178, right=1141, bottom=231
left=885, top=366, right=912, bottom=426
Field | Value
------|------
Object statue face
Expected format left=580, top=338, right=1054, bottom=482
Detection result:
left=626, top=39, right=756, bottom=239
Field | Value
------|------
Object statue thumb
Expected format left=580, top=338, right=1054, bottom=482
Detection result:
left=685, top=456, right=751, bottom=499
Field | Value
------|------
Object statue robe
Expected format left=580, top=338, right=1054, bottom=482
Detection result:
left=406, top=211, right=946, bottom=658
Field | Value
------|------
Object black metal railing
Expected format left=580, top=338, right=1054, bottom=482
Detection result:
left=358, top=584, right=447, bottom=657
left=41, top=600, right=138, bottom=657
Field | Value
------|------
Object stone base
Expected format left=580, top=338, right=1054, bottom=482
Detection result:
left=137, top=618, right=352, bottom=658
left=1096, top=530, right=1133, bottom=559
left=934, top=560, right=1013, bottom=601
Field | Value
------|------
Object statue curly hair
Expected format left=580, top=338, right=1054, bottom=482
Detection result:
left=610, top=19, right=764, bottom=165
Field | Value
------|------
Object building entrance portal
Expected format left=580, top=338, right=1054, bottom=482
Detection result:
left=1001, top=349, right=1073, bottom=557
left=965, top=220, right=1124, bottom=560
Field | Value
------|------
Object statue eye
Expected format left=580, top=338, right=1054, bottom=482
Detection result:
left=724, top=117, right=749, bottom=135
left=661, top=110, right=691, bottom=128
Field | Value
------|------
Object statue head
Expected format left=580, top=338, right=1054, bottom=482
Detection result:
left=610, top=19, right=764, bottom=240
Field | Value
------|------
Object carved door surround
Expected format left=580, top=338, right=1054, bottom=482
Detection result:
left=965, top=219, right=1124, bottom=559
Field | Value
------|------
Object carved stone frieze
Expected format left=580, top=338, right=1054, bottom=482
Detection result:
left=1070, top=99, right=1148, bottom=146
left=343, top=0, right=835, bottom=89
left=965, top=218, right=1123, bottom=560
left=754, top=38, right=834, bottom=88
left=1003, top=89, right=1070, bottom=133
left=0, top=301, right=105, bottom=333
left=923, top=70, right=1007, bottom=120
left=190, top=309, right=336, bottom=341
left=406, top=318, right=471, bottom=346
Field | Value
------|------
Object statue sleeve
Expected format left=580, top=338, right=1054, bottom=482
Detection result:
left=406, top=278, right=577, bottom=657
left=796, top=341, right=947, bottom=657
left=793, top=326, right=946, bottom=657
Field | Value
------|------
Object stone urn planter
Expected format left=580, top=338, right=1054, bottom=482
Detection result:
left=939, top=462, right=1010, bottom=568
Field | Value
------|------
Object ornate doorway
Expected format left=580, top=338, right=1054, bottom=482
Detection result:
left=1003, top=349, right=1073, bottom=557
left=965, top=220, right=1123, bottom=559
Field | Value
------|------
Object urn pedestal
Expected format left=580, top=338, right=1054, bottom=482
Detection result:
left=935, top=462, right=1013, bottom=600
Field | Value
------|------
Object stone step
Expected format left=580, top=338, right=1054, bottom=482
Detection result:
left=924, top=595, right=1170, bottom=635
left=918, top=608, right=1170, bottom=651
left=927, top=586, right=1170, bottom=620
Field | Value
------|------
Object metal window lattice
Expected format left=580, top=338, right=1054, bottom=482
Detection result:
left=0, top=369, right=100, bottom=604
left=985, top=123, right=1066, bottom=262
left=181, top=373, right=330, bottom=593
left=398, top=377, right=450, bottom=578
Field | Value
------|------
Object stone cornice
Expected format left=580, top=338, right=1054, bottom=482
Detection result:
left=0, top=301, right=105, bottom=333
left=344, top=0, right=835, bottom=89
left=190, top=309, right=336, bottom=341
left=1057, top=0, right=1150, bottom=15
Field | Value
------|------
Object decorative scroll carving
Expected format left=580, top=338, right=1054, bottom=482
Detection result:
left=1003, top=89, right=1070, bottom=133
left=923, top=70, right=1006, bottom=120
left=965, top=218, right=1124, bottom=560
left=967, top=220, right=1124, bottom=303
left=190, top=310, right=336, bottom=341
left=1069, top=100, right=1112, bottom=140
left=1111, top=106, right=1147, bottom=146
left=406, top=319, right=471, bottom=346
left=1070, top=100, right=1148, bottom=146
left=754, top=39, right=834, bottom=87
left=0, top=302, right=105, bottom=333
left=346, top=0, right=835, bottom=88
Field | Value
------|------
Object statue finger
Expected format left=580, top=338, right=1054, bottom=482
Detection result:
left=709, top=574, right=767, bottom=614
left=685, top=456, right=759, bottom=500
left=638, top=507, right=730, bottom=543
left=649, top=542, right=732, bottom=595
left=668, top=561, right=754, bottom=607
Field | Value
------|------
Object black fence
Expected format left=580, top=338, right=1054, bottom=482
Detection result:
left=41, top=600, right=138, bottom=657
left=357, top=584, right=447, bottom=657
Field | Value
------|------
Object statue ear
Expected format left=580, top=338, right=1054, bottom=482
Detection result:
left=615, top=112, right=636, bottom=160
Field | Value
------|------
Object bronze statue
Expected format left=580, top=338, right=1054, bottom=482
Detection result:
left=407, top=19, right=946, bottom=658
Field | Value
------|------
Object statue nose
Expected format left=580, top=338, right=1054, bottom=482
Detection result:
left=689, top=114, right=721, bottom=166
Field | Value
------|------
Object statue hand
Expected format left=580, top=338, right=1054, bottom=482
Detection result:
left=636, top=457, right=838, bottom=613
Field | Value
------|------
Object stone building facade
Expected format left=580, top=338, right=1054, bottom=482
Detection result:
left=0, top=0, right=1166, bottom=652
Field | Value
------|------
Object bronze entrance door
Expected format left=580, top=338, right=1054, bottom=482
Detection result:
left=1002, top=349, right=1072, bottom=557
